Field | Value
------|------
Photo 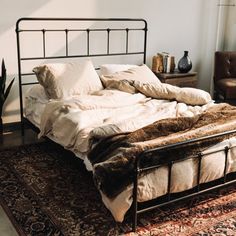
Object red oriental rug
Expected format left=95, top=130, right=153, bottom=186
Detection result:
left=0, top=142, right=236, bottom=235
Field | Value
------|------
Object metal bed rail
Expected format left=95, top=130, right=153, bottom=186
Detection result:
left=132, top=128, right=236, bottom=231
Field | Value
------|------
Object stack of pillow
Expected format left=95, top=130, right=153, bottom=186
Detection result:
left=33, top=59, right=212, bottom=106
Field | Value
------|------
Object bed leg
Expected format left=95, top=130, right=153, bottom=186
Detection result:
left=21, top=122, right=25, bottom=136
left=223, top=146, right=229, bottom=183
left=132, top=197, right=137, bottom=232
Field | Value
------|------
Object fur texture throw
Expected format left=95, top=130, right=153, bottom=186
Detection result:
left=88, top=103, right=236, bottom=198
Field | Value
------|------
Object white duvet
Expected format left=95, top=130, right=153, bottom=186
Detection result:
left=27, top=86, right=227, bottom=222
left=38, top=89, right=213, bottom=161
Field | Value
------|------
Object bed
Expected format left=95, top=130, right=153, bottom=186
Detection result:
left=16, top=17, right=236, bottom=232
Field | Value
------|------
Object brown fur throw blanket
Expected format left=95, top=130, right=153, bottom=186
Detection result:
left=88, top=103, right=236, bottom=198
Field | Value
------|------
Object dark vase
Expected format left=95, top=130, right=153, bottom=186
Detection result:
left=178, top=51, right=192, bottom=73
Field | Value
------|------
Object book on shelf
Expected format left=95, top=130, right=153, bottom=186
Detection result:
left=166, top=55, right=171, bottom=73
left=152, top=54, right=163, bottom=73
left=152, top=52, right=175, bottom=73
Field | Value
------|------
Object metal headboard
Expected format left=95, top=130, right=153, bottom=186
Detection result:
left=15, top=17, right=148, bottom=133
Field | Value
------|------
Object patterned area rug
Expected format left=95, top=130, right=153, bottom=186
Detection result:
left=0, top=142, right=236, bottom=236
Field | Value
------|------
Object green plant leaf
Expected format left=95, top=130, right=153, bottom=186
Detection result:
left=0, top=93, right=4, bottom=103
left=4, top=78, right=15, bottom=101
left=0, top=59, right=6, bottom=92
left=0, top=93, right=4, bottom=117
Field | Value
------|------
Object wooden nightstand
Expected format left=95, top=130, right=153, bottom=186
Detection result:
left=154, top=71, right=198, bottom=88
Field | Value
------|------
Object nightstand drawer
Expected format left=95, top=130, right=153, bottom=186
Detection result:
left=164, top=77, right=197, bottom=88
left=155, top=72, right=198, bottom=88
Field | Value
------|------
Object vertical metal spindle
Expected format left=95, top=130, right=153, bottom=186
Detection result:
left=167, top=161, right=173, bottom=201
left=132, top=154, right=140, bottom=232
left=143, top=23, right=148, bottom=64
left=197, top=153, right=202, bottom=192
left=224, top=146, right=229, bottom=183
left=65, top=29, right=68, bottom=56
left=16, top=28, right=24, bottom=136
left=87, top=29, right=90, bottom=55
left=42, top=29, right=46, bottom=58
left=107, top=28, right=110, bottom=54
left=126, top=28, right=129, bottom=53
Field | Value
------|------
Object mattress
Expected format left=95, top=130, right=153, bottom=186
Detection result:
left=24, top=85, right=236, bottom=222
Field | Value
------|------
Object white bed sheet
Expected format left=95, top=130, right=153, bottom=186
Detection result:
left=24, top=85, right=89, bottom=163
left=24, top=85, right=236, bottom=223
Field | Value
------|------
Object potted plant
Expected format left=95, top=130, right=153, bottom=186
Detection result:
left=0, top=59, right=15, bottom=134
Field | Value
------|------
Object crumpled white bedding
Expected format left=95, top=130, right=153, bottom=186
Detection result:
left=25, top=96, right=47, bottom=128
left=25, top=85, right=225, bottom=222
left=37, top=89, right=213, bottom=160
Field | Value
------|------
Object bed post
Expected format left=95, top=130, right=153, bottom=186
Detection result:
left=16, top=18, right=25, bottom=136
left=143, top=20, right=148, bottom=64
left=132, top=153, right=140, bottom=232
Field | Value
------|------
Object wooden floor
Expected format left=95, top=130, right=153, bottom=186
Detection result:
left=0, top=206, right=18, bottom=236
left=0, top=128, right=44, bottom=150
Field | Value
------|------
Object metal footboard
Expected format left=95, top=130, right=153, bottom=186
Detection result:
left=132, top=129, right=236, bottom=231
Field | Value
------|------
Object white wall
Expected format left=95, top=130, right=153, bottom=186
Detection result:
left=224, top=2, right=236, bottom=50
left=0, top=0, right=222, bottom=123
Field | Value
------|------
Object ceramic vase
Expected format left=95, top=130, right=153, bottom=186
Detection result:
left=178, top=51, right=192, bottom=73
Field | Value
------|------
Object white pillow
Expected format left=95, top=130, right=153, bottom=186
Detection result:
left=33, top=60, right=103, bottom=99
left=100, top=64, right=138, bottom=76
left=101, top=64, right=161, bottom=88
left=176, top=87, right=212, bottom=105
left=134, top=81, right=212, bottom=105
left=101, top=79, right=137, bottom=93
left=134, top=81, right=179, bottom=100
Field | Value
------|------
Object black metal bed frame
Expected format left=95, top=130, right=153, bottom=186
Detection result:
left=16, top=18, right=236, bottom=233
